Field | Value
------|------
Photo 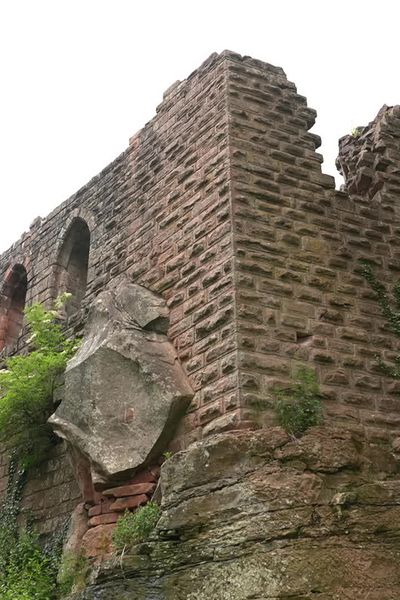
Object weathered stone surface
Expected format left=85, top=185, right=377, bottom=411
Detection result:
left=49, top=280, right=193, bottom=485
left=109, top=494, right=148, bottom=512
left=81, top=524, right=115, bottom=559
left=61, top=502, right=88, bottom=557
left=76, top=427, right=400, bottom=599
left=102, top=482, right=155, bottom=497
left=88, top=513, right=119, bottom=527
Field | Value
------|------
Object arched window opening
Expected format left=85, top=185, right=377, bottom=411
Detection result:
left=0, top=264, right=28, bottom=351
left=55, top=218, right=90, bottom=318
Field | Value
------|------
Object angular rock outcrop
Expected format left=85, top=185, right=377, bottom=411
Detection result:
left=77, top=426, right=400, bottom=599
left=49, top=279, right=193, bottom=486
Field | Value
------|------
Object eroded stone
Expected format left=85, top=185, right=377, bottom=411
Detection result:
left=76, top=427, right=400, bottom=599
left=49, top=280, right=193, bottom=485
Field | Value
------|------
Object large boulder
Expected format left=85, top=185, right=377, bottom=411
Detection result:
left=49, top=279, right=193, bottom=486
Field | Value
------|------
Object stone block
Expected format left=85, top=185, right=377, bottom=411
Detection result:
left=110, top=494, right=148, bottom=512
left=81, top=524, right=115, bottom=558
left=88, top=513, right=119, bottom=527
left=102, top=482, right=155, bottom=498
left=49, top=280, right=193, bottom=485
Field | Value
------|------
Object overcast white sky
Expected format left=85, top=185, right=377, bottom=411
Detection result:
left=1, top=0, right=399, bottom=253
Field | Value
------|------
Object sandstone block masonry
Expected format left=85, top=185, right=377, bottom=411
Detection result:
left=0, top=50, right=400, bottom=538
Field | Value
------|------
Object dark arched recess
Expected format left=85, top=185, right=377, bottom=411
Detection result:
left=0, top=264, right=28, bottom=351
left=54, top=217, right=90, bottom=317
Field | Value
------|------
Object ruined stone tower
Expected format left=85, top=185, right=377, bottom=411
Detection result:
left=1, top=51, right=400, bottom=598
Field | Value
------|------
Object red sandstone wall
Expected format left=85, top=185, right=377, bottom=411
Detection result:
left=120, top=54, right=238, bottom=444
left=226, top=53, right=400, bottom=443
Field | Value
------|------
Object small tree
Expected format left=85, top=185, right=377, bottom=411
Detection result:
left=0, top=294, right=78, bottom=468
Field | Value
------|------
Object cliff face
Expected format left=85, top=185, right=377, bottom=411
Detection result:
left=77, top=427, right=400, bottom=599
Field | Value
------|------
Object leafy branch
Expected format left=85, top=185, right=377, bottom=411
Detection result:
left=0, top=293, right=79, bottom=468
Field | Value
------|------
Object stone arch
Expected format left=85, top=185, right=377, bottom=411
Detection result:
left=53, top=217, right=91, bottom=317
left=0, top=264, right=28, bottom=351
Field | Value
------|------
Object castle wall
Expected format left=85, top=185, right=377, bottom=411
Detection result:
left=226, top=53, right=400, bottom=443
left=1, top=51, right=400, bottom=540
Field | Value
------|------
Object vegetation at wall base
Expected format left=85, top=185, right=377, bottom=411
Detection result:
left=0, top=530, right=56, bottom=600
left=112, top=502, right=161, bottom=552
left=0, top=456, right=68, bottom=600
left=274, top=367, right=323, bottom=436
left=0, top=295, right=83, bottom=598
left=0, top=293, right=79, bottom=468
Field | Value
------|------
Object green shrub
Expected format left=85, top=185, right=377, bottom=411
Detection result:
left=351, top=126, right=363, bottom=138
left=112, top=502, right=161, bottom=551
left=274, top=367, right=323, bottom=436
left=0, top=457, right=67, bottom=599
left=0, top=530, right=56, bottom=600
left=0, top=294, right=79, bottom=468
